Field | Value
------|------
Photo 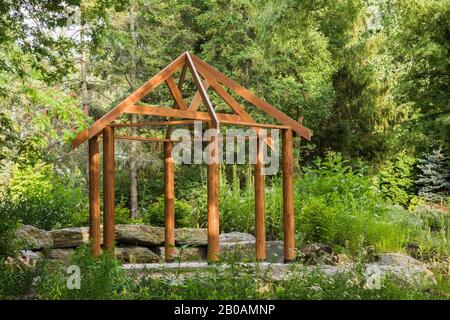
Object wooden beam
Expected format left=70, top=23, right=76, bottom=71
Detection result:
left=165, top=76, right=188, bottom=110
left=207, top=122, right=220, bottom=262
left=89, top=135, right=101, bottom=257
left=185, top=53, right=219, bottom=128
left=189, top=80, right=210, bottom=111
left=72, top=52, right=187, bottom=149
left=109, top=120, right=195, bottom=128
left=164, top=141, right=175, bottom=262
left=282, top=129, right=295, bottom=262
left=191, top=53, right=311, bottom=140
left=103, top=127, right=115, bottom=250
left=255, top=138, right=266, bottom=261
left=127, top=105, right=243, bottom=123
left=116, top=136, right=170, bottom=142
left=200, top=70, right=275, bottom=150
left=166, top=63, right=189, bottom=139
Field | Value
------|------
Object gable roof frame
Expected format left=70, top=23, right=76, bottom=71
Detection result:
left=71, top=52, right=311, bottom=149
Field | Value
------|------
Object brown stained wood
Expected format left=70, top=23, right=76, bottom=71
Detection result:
left=102, top=127, right=115, bottom=250
left=185, top=53, right=219, bottom=128
left=189, top=80, right=210, bottom=111
left=72, top=52, right=186, bottom=149
left=127, top=105, right=244, bottom=123
left=255, top=139, right=266, bottom=261
left=207, top=122, right=220, bottom=262
left=166, top=64, right=189, bottom=139
left=282, top=129, right=295, bottom=262
left=164, top=141, right=175, bottom=262
left=109, top=120, right=195, bottom=127
left=165, top=76, right=188, bottom=110
left=190, top=53, right=311, bottom=140
left=89, top=136, right=101, bottom=256
left=198, top=68, right=275, bottom=150
left=116, top=136, right=170, bottom=142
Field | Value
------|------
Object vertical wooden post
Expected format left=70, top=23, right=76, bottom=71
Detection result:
left=164, top=140, right=175, bottom=262
left=103, top=127, right=115, bottom=250
left=89, top=135, right=101, bottom=257
left=254, top=138, right=266, bottom=261
left=282, top=129, right=295, bottom=262
left=207, top=123, right=220, bottom=262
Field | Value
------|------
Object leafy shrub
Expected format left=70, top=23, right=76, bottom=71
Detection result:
left=0, top=204, right=21, bottom=258
left=412, top=206, right=449, bottom=232
left=144, top=196, right=194, bottom=228
left=377, top=151, right=416, bottom=207
left=3, top=162, right=88, bottom=230
left=114, top=203, right=143, bottom=225
left=297, top=152, right=410, bottom=253
left=0, top=260, right=37, bottom=299
left=36, top=245, right=127, bottom=300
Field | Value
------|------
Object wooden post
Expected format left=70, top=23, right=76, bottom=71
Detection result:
left=207, top=123, right=220, bottom=262
left=164, top=140, right=175, bottom=262
left=254, top=138, right=266, bottom=261
left=282, top=129, right=295, bottom=262
left=103, top=127, right=115, bottom=250
left=89, top=135, right=101, bottom=257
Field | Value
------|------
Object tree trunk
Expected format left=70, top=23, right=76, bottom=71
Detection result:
left=129, top=1, right=139, bottom=218
left=80, top=21, right=90, bottom=183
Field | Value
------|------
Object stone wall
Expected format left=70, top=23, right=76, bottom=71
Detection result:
left=16, top=225, right=285, bottom=264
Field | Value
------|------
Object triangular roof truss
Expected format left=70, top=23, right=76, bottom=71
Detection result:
left=72, top=52, right=311, bottom=149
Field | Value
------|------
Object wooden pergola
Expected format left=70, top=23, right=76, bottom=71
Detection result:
left=71, top=52, right=311, bottom=263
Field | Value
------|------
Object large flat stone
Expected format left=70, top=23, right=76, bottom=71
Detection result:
left=49, top=248, right=75, bottom=263
left=157, top=246, right=207, bottom=261
left=220, top=232, right=255, bottom=243
left=115, top=246, right=160, bottom=263
left=175, top=228, right=208, bottom=246
left=50, top=227, right=96, bottom=248
left=16, top=225, right=52, bottom=250
left=115, top=224, right=164, bottom=246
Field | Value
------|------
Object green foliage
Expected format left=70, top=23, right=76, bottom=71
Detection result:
left=416, top=148, right=450, bottom=202
left=31, top=253, right=449, bottom=300
left=2, top=163, right=88, bottom=230
left=0, top=260, right=37, bottom=299
left=36, top=245, right=127, bottom=300
left=297, top=152, right=409, bottom=253
left=0, top=206, right=21, bottom=258
left=144, top=196, right=194, bottom=228
left=377, top=151, right=416, bottom=207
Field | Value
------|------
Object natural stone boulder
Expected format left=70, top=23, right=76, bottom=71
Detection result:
left=157, top=246, right=207, bottom=261
left=49, top=248, right=75, bottom=263
left=266, top=241, right=284, bottom=263
left=16, top=225, right=52, bottom=250
left=175, top=228, right=208, bottom=246
left=371, top=253, right=436, bottom=286
left=220, top=241, right=255, bottom=260
left=115, top=246, right=160, bottom=263
left=50, top=227, right=95, bottom=248
left=297, top=243, right=334, bottom=265
left=115, top=224, right=164, bottom=246
left=377, top=252, right=427, bottom=268
left=220, top=232, right=255, bottom=243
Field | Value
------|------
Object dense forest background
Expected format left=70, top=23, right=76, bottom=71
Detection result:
left=0, top=0, right=449, bottom=242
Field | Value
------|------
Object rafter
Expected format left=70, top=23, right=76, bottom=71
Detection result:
left=165, top=76, right=188, bottom=110
left=190, top=53, right=311, bottom=140
left=185, top=52, right=219, bottom=128
left=189, top=79, right=210, bottom=111
left=72, top=52, right=187, bottom=149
